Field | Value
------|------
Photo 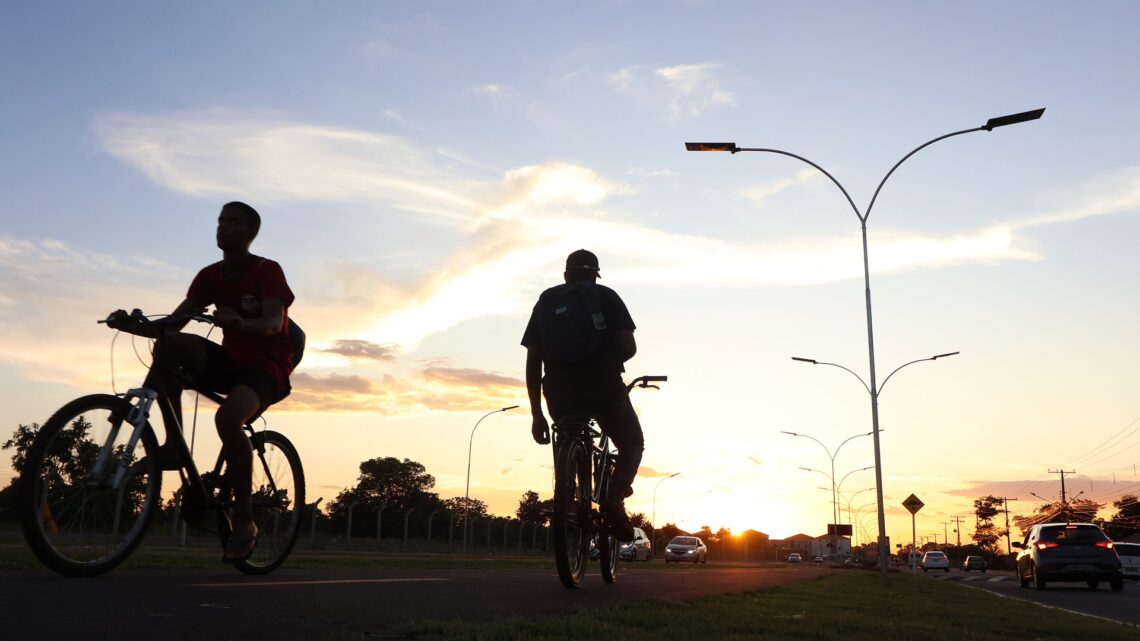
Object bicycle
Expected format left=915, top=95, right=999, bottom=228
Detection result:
left=550, top=374, right=666, bottom=589
left=18, top=309, right=306, bottom=577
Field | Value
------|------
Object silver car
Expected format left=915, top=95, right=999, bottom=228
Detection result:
left=1114, top=542, right=1140, bottom=580
left=619, top=527, right=652, bottom=562
left=664, top=536, right=708, bottom=564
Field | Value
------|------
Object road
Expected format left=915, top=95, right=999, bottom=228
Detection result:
left=918, top=569, right=1140, bottom=626
left=0, top=564, right=829, bottom=641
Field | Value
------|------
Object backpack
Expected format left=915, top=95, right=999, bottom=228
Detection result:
left=536, top=282, right=607, bottom=365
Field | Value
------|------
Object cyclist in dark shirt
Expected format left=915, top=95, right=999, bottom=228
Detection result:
left=106, top=201, right=295, bottom=563
left=521, top=249, right=642, bottom=541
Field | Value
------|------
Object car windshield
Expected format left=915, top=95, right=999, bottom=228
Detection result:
left=967, top=556, right=983, bottom=561
left=670, top=537, right=698, bottom=546
left=1039, top=525, right=1108, bottom=544
left=1114, top=542, right=1140, bottom=555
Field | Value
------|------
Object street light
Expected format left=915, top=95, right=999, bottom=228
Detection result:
left=651, top=472, right=681, bottom=557
left=691, top=108, right=1044, bottom=574
left=463, top=405, right=518, bottom=553
left=782, top=429, right=873, bottom=538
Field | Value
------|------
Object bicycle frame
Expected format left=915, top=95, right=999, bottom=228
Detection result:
left=551, top=420, right=615, bottom=509
left=97, top=313, right=279, bottom=527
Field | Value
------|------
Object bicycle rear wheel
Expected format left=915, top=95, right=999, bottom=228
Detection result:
left=216, top=430, right=305, bottom=575
left=598, top=469, right=619, bottom=584
left=19, top=394, right=163, bottom=576
left=552, top=438, right=590, bottom=588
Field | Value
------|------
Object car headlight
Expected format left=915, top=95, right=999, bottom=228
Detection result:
left=686, top=550, right=696, bottom=554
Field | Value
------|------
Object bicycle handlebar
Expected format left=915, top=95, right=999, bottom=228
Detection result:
left=627, top=375, right=668, bottom=392
left=98, top=308, right=215, bottom=330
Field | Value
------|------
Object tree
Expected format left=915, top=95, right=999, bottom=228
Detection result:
left=516, top=490, right=552, bottom=526
left=1102, top=494, right=1140, bottom=541
left=1014, top=497, right=1102, bottom=533
left=442, top=496, right=488, bottom=520
left=629, top=512, right=650, bottom=530
left=656, top=522, right=684, bottom=542
left=972, top=496, right=1007, bottom=553
left=325, top=456, right=442, bottom=533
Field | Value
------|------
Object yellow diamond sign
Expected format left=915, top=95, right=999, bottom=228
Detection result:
left=902, top=494, right=924, bottom=515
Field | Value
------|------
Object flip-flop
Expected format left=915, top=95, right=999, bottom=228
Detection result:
left=222, top=530, right=259, bottom=564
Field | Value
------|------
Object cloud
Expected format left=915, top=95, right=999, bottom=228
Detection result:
left=740, top=169, right=821, bottom=206
left=319, top=340, right=399, bottom=361
left=89, top=110, right=1140, bottom=358
left=421, top=367, right=523, bottom=388
left=627, top=167, right=677, bottom=178
left=279, top=367, right=523, bottom=415
left=610, top=62, right=736, bottom=119
left=95, top=110, right=482, bottom=225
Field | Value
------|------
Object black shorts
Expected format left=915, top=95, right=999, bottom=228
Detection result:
left=192, top=337, right=279, bottom=409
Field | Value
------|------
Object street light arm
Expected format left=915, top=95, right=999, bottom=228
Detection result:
left=864, top=127, right=985, bottom=223
left=734, top=147, right=862, bottom=222
left=878, top=352, right=958, bottom=397
left=792, top=358, right=873, bottom=396
left=781, top=430, right=834, bottom=460
left=836, top=466, right=875, bottom=493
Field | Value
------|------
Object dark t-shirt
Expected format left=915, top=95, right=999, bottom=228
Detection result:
left=521, top=283, right=635, bottom=385
left=187, top=256, right=296, bottom=391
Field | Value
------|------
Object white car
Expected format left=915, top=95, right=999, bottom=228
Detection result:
left=619, top=527, right=652, bottom=562
left=1116, top=542, right=1140, bottom=580
left=787, top=552, right=802, bottom=563
left=922, top=550, right=950, bottom=572
left=664, top=536, right=708, bottom=564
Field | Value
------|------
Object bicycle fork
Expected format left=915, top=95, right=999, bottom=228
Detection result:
left=92, top=388, right=157, bottom=492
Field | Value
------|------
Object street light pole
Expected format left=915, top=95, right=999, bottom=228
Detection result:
left=464, top=405, right=518, bottom=553
left=688, top=108, right=1044, bottom=574
left=652, top=472, right=681, bottom=556
left=782, top=430, right=873, bottom=541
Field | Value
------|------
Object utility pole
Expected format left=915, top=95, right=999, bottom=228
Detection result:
left=998, top=497, right=1019, bottom=555
left=1048, top=469, right=1074, bottom=503
left=941, top=521, right=951, bottom=547
left=952, top=515, right=965, bottom=547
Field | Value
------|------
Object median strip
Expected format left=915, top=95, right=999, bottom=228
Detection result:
left=194, top=578, right=451, bottom=588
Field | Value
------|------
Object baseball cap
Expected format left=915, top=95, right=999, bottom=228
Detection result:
left=565, top=249, right=600, bottom=275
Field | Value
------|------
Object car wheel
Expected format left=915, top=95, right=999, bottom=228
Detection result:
left=1033, top=564, right=1047, bottom=591
left=1087, top=580, right=1098, bottom=590
left=1110, top=577, right=1124, bottom=592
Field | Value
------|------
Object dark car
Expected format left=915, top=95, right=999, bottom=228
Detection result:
left=1013, top=523, right=1123, bottom=591
left=962, top=555, right=987, bottom=572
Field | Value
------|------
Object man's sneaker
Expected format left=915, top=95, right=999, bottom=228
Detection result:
left=601, top=498, right=636, bottom=542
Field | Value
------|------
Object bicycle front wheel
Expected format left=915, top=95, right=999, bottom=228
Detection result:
left=552, top=438, right=590, bottom=588
left=217, top=430, right=305, bottom=575
left=19, top=394, right=163, bottom=577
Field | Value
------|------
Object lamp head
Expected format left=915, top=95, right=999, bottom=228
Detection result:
left=983, top=108, right=1045, bottom=131
left=685, top=142, right=740, bottom=153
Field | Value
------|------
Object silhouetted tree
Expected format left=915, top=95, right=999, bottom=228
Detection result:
left=972, top=496, right=1007, bottom=553
left=629, top=512, right=650, bottom=530
left=516, top=490, right=552, bottom=526
left=443, top=496, right=488, bottom=520
left=1102, top=494, right=1140, bottom=541
left=326, top=456, right=442, bottom=535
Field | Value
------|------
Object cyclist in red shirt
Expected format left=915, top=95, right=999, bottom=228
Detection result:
left=106, top=201, right=295, bottom=563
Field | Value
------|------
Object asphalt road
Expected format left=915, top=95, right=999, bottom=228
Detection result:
left=1, top=563, right=830, bottom=641
left=918, top=569, right=1140, bottom=626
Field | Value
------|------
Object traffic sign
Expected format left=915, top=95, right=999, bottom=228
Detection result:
left=902, top=494, right=924, bottom=514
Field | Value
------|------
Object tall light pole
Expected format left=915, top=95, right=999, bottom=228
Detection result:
left=463, top=405, right=518, bottom=553
left=840, top=486, right=877, bottom=526
left=651, top=472, right=681, bottom=556
left=688, top=108, right=1044, bottom=573
left=782, top=429, right=873, bottom=539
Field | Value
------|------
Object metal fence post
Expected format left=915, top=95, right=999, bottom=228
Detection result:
left=487, top=518, right=494, bottom=549
left=404, top=509, right=414, bottom=548
left=309, top=497, right=324, bottom=544
left=532, top=523, right=539, bottom=551
left=347, top=501, right=359, bottom=548
left=427, top=511, right=438, bottom=546
left=518, top=521, right=525, bottom=550
left=376, top=504, right=386, bottom=543
left=503, top=519, right=510, bottom=547
left=448, top=513, right=455, bottom=547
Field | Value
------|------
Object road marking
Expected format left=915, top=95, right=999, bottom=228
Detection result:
left=987, top=577, right=1006, bottom=583
left=953, top=581, right=1138, bottom=628
left=193, top=578, right=452, bottom=588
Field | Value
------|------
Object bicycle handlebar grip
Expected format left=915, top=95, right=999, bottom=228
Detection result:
left=643, top=375, right=668, bottom=382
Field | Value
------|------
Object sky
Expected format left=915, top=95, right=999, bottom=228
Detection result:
left=3, top=1, right=1140, bottom=547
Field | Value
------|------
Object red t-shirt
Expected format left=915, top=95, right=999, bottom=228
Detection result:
left=187, top=256, right=296, bottom=391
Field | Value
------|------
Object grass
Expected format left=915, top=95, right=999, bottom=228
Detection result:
left=411, top=571, right=1137, bottom=641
